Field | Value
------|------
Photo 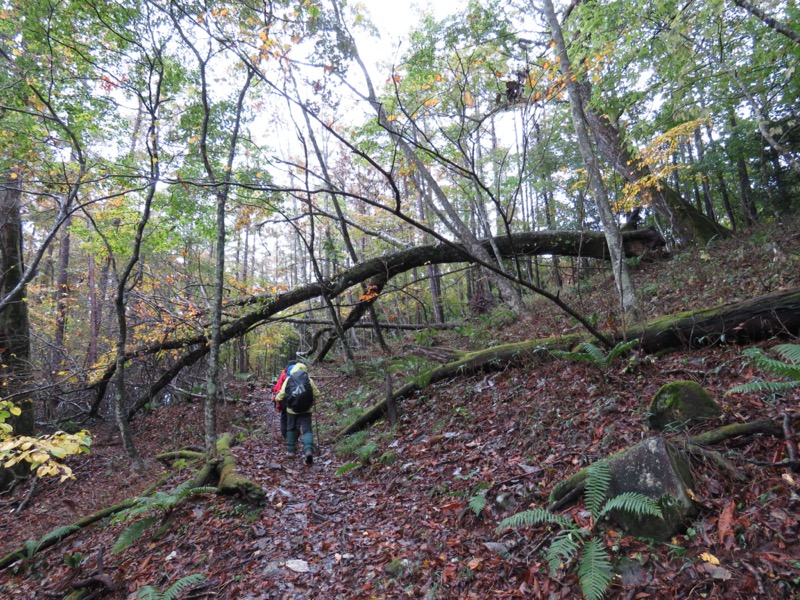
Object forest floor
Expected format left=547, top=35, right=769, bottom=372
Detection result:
left=1, top=217, right=800, bottom=599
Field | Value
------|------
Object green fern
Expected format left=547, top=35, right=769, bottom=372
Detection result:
left=335, top=461, right=361, bottom=476
left=112, top=482, right=215, bottom=553
left=550, top=340, right=639, bottom=371
left=498, top=456, right=666, bottom=600
left=23, top=525, right=81, bottom=557
left=355, top=441, right=378, bottom=463
left=135, top=587, right=161, bottom=600
left=113, top=516, right=160, bottom=553
left=727, top=344, right=800, bottom=396
left=546, top=530, right=583, bottom=574
left=578, top=538, right=614, bottom=600
left=597, top=493, right=663, bottom=521
left=585, top=461, right=611, bottom=517
left=497, top=507, right=576, bottom=532
left=469, top=493, right=487, bottom=516
left=23, top=538, right=38, bottom=558
left=163, top=573, right=206, bottom=600
left=134, top=573, right=206, bottom=600
left=605, top=339, right=639, bottom=364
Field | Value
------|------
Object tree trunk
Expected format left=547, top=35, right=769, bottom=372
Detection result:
left=0, top=172, right=34, bottom=490
left=337, top=286, right=800, bottom=437
left=581, top=100, right=729, bottom=245
left=85, top=226, right=667, bottom=417
left=542, top=0, right=643, bottom=323
left=53, top=219, right=71, bottom=366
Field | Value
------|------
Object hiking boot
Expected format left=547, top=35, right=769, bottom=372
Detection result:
left=304, top=450, right=313, bottom=465
left=286, top=450, right=297, bottom=458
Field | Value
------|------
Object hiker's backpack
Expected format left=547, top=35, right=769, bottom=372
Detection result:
left=285, top=369, right=314, bottom=412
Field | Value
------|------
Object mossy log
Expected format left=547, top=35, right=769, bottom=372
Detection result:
left=215, top=433, right=266, bottom=505
left=627, top=287, right=800, bottom=352
left=549, top=418, right=789, bottom=508
left=85, top=228, right=666, bottom=419
left=336, top=335, right=582, bottom=439
left=336, top=287, right=800, bottom=438
left=155, top=450, right=205, bottom=463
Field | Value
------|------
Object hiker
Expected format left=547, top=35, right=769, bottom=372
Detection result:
left=272, top=361, right=295, bottom=438
left=274, top=362, right=319, bottom=465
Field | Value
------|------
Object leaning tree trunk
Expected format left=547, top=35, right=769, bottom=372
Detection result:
left=542, top=0, right=643, bottom=323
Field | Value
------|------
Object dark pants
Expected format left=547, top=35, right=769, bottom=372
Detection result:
left=286, top=412, right=312, bottom=436
left=280, top=405, right=288, bottom=438
left=286, top=412, right=313, bottom=455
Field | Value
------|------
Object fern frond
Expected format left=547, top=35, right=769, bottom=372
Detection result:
left=469, top=494, right=487, bottom=516
left=546, top=530, right=582, bottom=574
left=113, top=515, right=160, bottom=553
left=335, top=461, right=360, bottom=476
left=585, top=461, right=611, bottom=517
left=23, top=538, right=38, bottom=558
left=496, top=507, right=575, bottom=533
left=35, top=525, right=80, bottom=553
left=747, top=354, right=800, bottom=380
left=578, top=538, right=613, bottom=600
left=727, top=380, right=800, bottom=395
left=598, top=492, right=663, bottom=520
left=134, top=586, right=162, bottom=600
left=578, top=343, right=608, bottom=367
left=606, top=339, right=639, bottom=363
left=550, top=348, right=601, bottom=367
left=773, top=344, right=800, bottom=365
left=163, top=573, right=206, bottom=600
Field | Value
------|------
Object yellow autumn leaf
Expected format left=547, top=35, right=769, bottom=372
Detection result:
left=423, top=97, right=438, bottom=107
left=700, top=552, right=720, bottom=565
left=463, top=91, right=474, bottom=107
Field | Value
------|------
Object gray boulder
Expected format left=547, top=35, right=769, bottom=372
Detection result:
left=607, top=436, right=697, bottom=540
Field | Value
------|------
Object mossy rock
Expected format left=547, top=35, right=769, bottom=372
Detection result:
left=648, top=381, right=722, bottom=431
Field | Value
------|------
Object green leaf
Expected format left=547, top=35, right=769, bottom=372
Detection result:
left=163, top=573, right=206, bottom=600
left=113, top=515, right=160, bottom=553
left=546, top=530, right=581, bottom=574
left=578, top=538, right=613, bottom=600
left=598, top=492, right=663, bottom=520
left=134, top=586, right=162, bottom=600
left=585, top=461, right=611, bottom=518
left=496, top=507, right=575, bottom=533
left=469, top=493, right=487, bottom=516
left=335, top=461, right=361, bottom=476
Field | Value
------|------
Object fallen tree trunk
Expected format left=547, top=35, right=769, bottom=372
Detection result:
left=337, top=335, right=582, bottom=438
left=79, top=227, right=665, bottom=419
left=335, top=287, right=800, bottom=438
left=0, top=473, right=171, bottom=572
left=629, top=287, right=800, bottom=352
